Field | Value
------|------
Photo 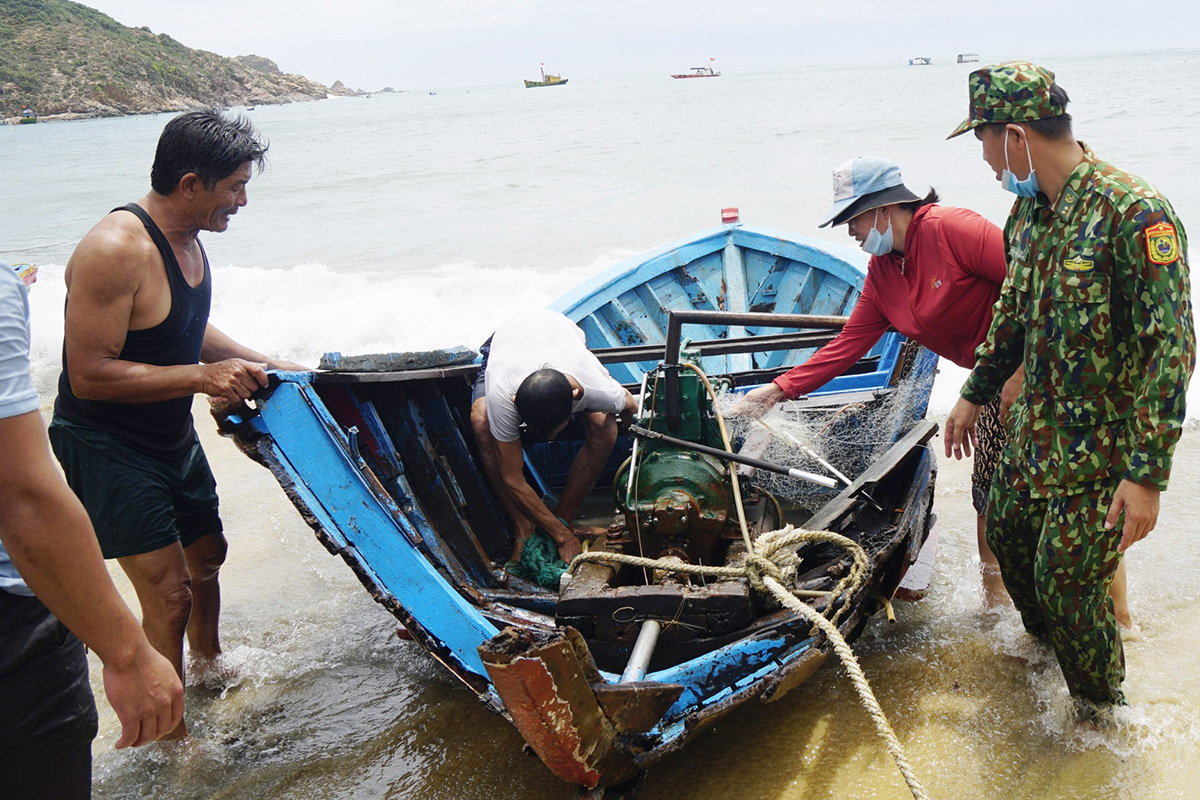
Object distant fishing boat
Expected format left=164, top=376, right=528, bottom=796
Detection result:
left=908, top=57, right=932, bottom=66
left=18, top=107, right=37, bottom=124
left=672, top=58, right=720, bottom=79
left=957, top=53, right=979, bottom=63
left=524, top=63, right=568, bottom=88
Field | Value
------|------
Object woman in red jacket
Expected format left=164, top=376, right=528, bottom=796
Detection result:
left=742, top=156, right=1130, bottom=620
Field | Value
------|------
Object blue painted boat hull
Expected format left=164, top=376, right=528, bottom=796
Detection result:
left=214, top=223, right=939, bottom=788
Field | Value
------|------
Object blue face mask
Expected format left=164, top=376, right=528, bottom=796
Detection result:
left=1001, top=128, right=1040, bottom=197
left=862, top=209, right=894, bottom=256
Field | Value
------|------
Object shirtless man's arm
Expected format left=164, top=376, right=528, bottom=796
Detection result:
left=64, top=210, right=304, bottom=406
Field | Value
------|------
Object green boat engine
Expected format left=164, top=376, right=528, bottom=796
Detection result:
left=612, top=363, right=739, bottom=568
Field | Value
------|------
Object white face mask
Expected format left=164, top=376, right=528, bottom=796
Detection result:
left=862, top=209, right=894, bottom=256
left=1001, top=128, right=1040, bottom=197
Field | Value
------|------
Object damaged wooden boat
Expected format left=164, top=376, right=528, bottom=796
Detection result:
left=214, top=220, right=940, bottom=792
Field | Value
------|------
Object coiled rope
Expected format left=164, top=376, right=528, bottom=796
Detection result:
left=569, top=360, right=931, bottom=799
left=567, top=527, right=929, bottom=800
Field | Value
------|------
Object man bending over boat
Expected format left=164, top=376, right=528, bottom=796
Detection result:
left=49, top=109, right=307, bottom=740
left=470, top=309, right=638, bottom=566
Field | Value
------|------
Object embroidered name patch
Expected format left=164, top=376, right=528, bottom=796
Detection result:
left=1062, top=255, right=1094, bottom=272
left=1145, top=221, right=1179, bottom=265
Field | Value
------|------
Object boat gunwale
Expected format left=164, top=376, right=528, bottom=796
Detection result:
left=551, top=224, right=867, bottom=321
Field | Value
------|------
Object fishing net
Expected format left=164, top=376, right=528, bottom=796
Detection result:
left=505, top=528, right=568, bottom=589
left=717, top=366, right=934, bottom=513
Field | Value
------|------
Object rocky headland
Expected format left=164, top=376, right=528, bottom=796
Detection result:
left=0, top=0, right=389, bottom=122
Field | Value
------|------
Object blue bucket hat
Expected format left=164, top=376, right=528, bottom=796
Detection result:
left=818, top=156, right=921, bottom=228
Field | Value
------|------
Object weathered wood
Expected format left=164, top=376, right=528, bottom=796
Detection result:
left=319, top=345, right=477, bottom=372
left=593, top=681, right=684, bottom=735
left=479, top=627, right=639, bottom=789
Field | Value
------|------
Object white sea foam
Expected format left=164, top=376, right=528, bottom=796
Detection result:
left=24, top=255, right=625, bottom=398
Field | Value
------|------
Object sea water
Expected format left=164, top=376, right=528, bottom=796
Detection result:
left=2, top=49, right=1198, bottom=799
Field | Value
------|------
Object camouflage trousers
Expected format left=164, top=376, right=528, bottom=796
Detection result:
left=986, top=456, right=1126, bottom=706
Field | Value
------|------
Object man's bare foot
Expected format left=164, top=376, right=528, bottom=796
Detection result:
left=574, top=524, right=610, bottom=539
left=188, top=653, right=236, bottom=690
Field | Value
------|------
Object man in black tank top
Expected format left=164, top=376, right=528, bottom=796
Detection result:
left=48, top=110, right=307, bottom=741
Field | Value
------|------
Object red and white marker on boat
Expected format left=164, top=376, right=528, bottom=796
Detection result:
left=721, top=207, right=739, bottom=224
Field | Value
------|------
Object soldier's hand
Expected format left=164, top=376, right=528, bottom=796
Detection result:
left=943, top=396, right=981, bottom=459
left=999, top=366, right=1025, bottom=426
left=1106, top=479, right=1160, bottom=553
left=200, top=358, right=269, bottom=403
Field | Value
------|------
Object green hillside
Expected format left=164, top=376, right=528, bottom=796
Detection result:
left=0, top=0, right=328, bottom=118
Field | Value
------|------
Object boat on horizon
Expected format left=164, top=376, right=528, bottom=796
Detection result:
left=908, top=57, right=932, bottom=66
left=672, top=58, right=720, bottom=79
left=957, top=53, right=980, bottom=63
left=214, top=215, right=940, bottom=793
left=524, top=63, right=568, bottom=88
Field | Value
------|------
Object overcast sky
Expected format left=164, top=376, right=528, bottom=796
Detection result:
left=79, top=0, right=1199, bottom=90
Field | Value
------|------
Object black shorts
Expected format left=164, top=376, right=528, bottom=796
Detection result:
left=0, top=589, right=97, bottom=799
left=49, top=416, right=224, bottom=559
left=470, top=334, right=494, bottom=405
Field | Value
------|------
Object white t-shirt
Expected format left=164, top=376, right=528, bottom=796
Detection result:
left=0, top=263, right=39, bottom=596
left=485, top=309, right=627, bottom=443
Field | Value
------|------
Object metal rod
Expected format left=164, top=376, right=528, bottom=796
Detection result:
left=592, top=330, right=841, bottom=364
left=620, top=619, right=662, bottom=683
left=756, top=419, right=853, bottom=487
left=629, top=425, right=839, bottom=489
left=663, top=310, right=849, bottom=367
left=626, top=372, right=650, bottom=508
left=662, top=311, right=850, bottom=431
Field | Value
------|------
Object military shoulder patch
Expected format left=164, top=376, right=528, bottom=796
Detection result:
left=1062, top=255, right=1094, bottom=272
left=1145, top=221, right=1179, bottom=265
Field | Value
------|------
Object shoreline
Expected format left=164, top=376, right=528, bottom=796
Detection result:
left=1, top=97, right=326, bottom=126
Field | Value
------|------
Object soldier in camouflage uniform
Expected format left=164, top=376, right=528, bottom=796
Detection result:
left=943, top=61, right=1194, bottom=716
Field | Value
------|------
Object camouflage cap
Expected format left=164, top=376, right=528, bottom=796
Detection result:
left=947, top=61, right=1062, bottom=139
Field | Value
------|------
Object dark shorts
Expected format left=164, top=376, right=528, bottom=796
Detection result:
left=0, top=589, right=97, bottom=799
left=470, top=334, right=494, bottom=405
left=971, top=395, right=1007, bottom=515
left=49, top=416, right=224, bottom=559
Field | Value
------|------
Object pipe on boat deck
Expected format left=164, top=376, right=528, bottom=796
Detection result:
left=619, top=620, right=662, bottom=683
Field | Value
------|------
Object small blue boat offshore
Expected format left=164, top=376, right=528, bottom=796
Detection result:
left=214, top=217, right=940, bottom=793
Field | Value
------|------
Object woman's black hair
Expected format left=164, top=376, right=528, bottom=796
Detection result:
left=898, top=188, right=940, bottom=215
